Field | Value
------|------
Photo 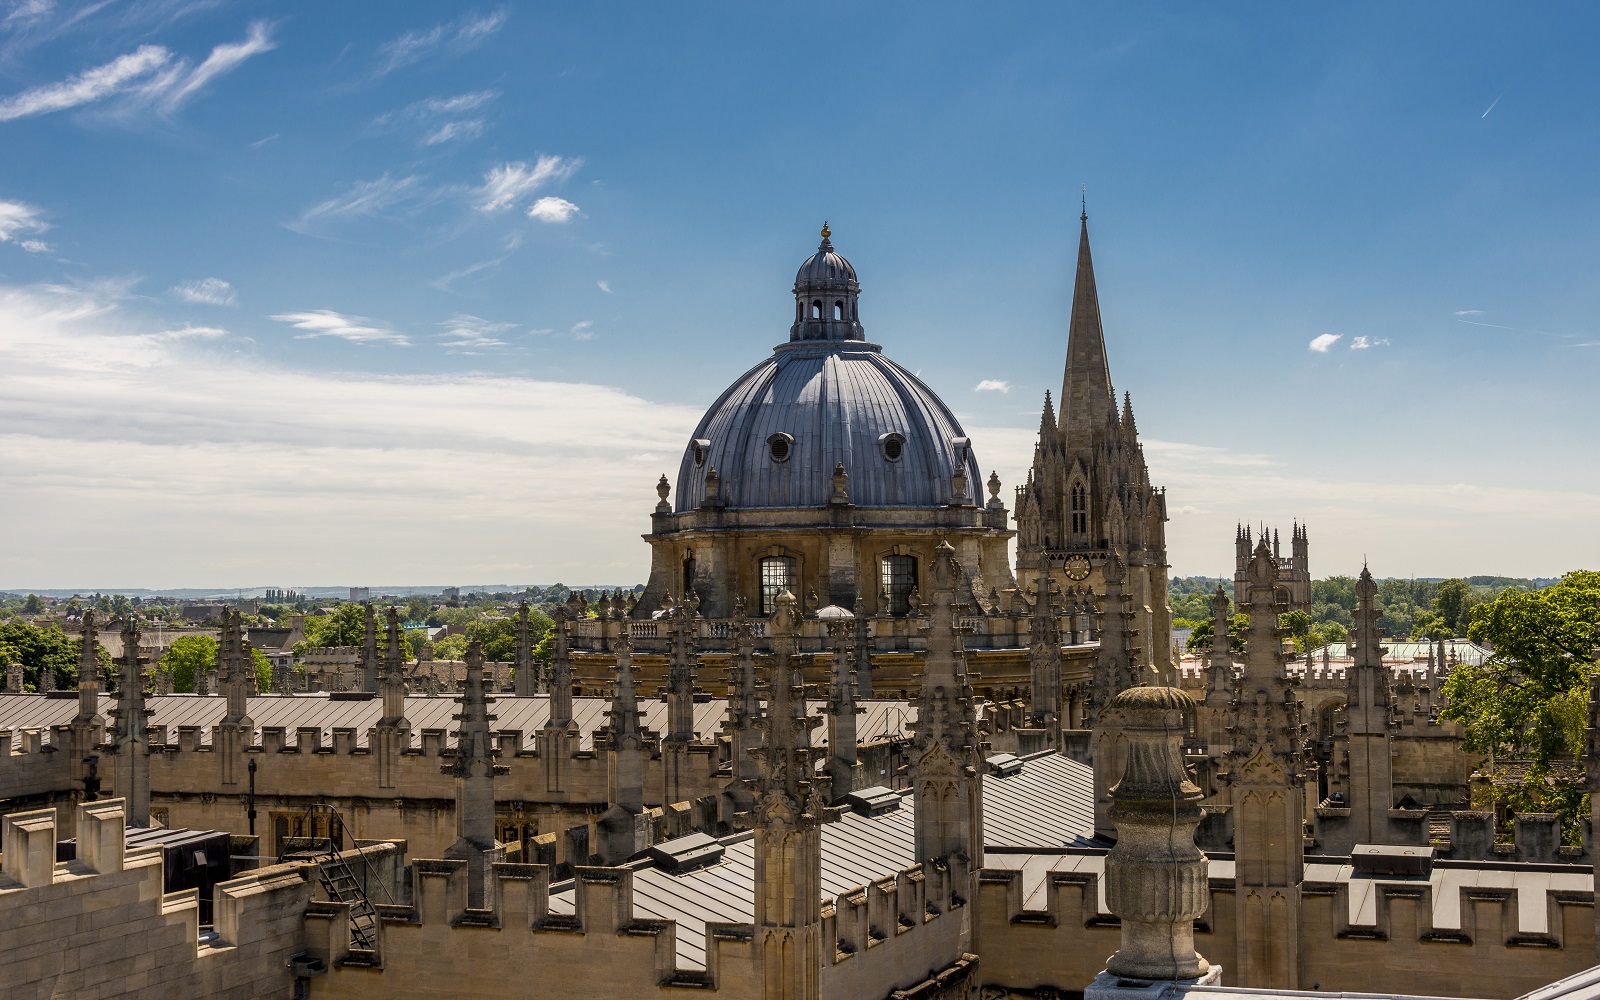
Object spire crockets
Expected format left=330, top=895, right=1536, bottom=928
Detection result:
left=514, top=601, right=538, bottom=696
left=825, top=620, right=863, bottom=801
left=219, top=609, right=254, bottom=724
left=1059, top=207, right=1116, bottom=447
left=359, top=603, right=379, bottom=692
left=76, top=609, right=103, bottom=723
left=908, top=541, right=982, bottom=866
left=444, top=639, right=507, bottom=907
left=108, top=617, right=152, bottom=827
left=378, top=606, right=408, bottom=726
left=1342, top=565, right=1395, bottom=848
left=722, top=603, right=763, bottom=807
left=751, top=590, right=825, bottom=1000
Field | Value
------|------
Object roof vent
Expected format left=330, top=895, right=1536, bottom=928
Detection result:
left=1351, top=844, right=1433, bottom=877
left=841, top=785, right=902, bottom=817
left=643, top=831, right=725, bottom=873
left=987, top=753, right=1024, bottom=777
left=328, top=691, right=376, bottom=701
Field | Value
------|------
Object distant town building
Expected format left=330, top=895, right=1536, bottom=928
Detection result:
left=349, top=586, right=370, bottom=602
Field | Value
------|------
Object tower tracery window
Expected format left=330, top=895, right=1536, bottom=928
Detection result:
left=759, top=556, right=796, bottom=615
left=880, top=555, right=917, bottom=615
left=1071, top=482, right=1088, bottom=535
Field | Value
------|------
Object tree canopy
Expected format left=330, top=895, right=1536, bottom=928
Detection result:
left=0, top=621, right=110, bottom=691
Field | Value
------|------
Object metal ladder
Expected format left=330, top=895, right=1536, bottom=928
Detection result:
left=278, top=803, right=392, bottom=952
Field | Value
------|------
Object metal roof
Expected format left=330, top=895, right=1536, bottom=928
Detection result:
left=549, top=750, right=1096, bottom=970
left=0, top=693, right=915, bottom=752
left=673, top=341, right=981, bottom=511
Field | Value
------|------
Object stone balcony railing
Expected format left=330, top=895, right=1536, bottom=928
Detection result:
left=566, top=611, right=1097, bottom=655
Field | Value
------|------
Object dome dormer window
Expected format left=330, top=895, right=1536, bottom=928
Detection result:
left=767, top=432, right=793, bottom=463
left=879, top=432, right=905, bottom=463
left=691, top=438, right=710, bottom=468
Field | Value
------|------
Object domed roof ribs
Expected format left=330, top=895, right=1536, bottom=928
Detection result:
left=1058, top=209, right=1116, bottom=448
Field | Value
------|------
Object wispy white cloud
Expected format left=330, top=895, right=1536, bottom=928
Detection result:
left=423, top=119, right=484, bottom=145
left=1349, top=335, right=1389, bottom=350
left=270, top=309, right=409, bottom=346
left=169, top=277, right=236, bottom=306
left=432, top=257, right=506, bottom=292
left=0, top=44, right=169, bottom=120
left=570, top=320, right=594, bottom=341
left=1481, top=93, right=1502, bottom=119
left=527, top=196, right=579, bottom=223
left=1308, top=333, right=1341, bottom=352
left=0, top=199, right=50, bottom=251
left=437, top=314, right=513, bottom=351
left=292, top=173, right=424, bottom=231
left=597, top=280, right=611, bottom=294
left=973, top=379, right=1011, bottom=393
left=132, top=20, right=275, bottom=116
left=476, top=156, right=580, bottom=212
left=1454, top=309, right=1484, bottom=316
left=373, top=89, right=498, bottom=146
left=374, top=8, right=508, bottom=77
left=0, top=278, right=701, bottom=586
left=2, top=0, right=55, bottom=30
left=0, top=22, right=273, bottom=122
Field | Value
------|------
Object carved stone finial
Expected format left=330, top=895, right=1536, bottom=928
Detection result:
left=655, top=474, right=671, bottom=513
left=830, top=461, right=850, bottom=505
left=987, top=470, right=1001, bottom=502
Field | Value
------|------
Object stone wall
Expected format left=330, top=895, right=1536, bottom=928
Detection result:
left=0, top=799, right=312, bottom=1000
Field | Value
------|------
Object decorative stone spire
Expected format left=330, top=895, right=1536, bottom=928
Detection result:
left=1096, top=686, right=1213, bottom=985
left=443, top=640, right=507, bottom=907
left=1225, top=536, right=1306, bottom=990
left=547, top=605, right=574, bottom=728
left=514, top=601, right=539, bottom=696
left=1342, top=566, right=1394, bottom=847
left=1059, top=209, right=1116, bottom=447
left=829, top=462, right=850, bottom=505
left=108, top=617, right=152, bottom=827
left=751, top=590, right=825, bottom=1000
left=1028, top=560, right=1063, bottom=739
left=378, top=607, right=408, bottom=726
left=598, top=631, right=648, bottom=864
left=824, top=619, right=863, bottom=801
left=1204, top=585, right=1233, bottom=707
left=909, top=541, right=982, bottom=866
left=359, top=603, right=379, bottom=693
left=75, top=609, right=103, bottom=723
left=655, top=473, right=671, bottom=514
left=665, top=598, right=698, bottom=742
left=722, top=603, right=763, bottom=809
left=1091, top=550, right=1142, bottom=714
left=219, top=609, right=254, bottom=725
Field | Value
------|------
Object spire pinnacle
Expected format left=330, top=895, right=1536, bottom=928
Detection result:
left=1059, top=207, right=1115, bottom=445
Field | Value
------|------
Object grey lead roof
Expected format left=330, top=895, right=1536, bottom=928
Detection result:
left=674, top=341, right=982, bottom=511
left=0, top=693, right=915, bottom=752
left=549, top=751, right=1097, bottom=970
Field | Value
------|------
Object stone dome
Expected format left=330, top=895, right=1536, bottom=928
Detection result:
left=674, top=230, right=980, bottom=512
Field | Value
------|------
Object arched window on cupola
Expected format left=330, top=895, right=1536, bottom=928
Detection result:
left=812, top=300, right=823, bottom=320
left=1070, top=482, right=1089, bottom=535
left=834, top=300, right=844, bottom=320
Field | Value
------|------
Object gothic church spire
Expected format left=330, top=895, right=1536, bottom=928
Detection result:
left=1059, top=209, right=1116, bottom=446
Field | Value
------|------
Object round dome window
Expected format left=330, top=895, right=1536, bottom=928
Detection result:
left=880, top=432, right=905, bottom=463
left=767, top=433, right=793, bottom=463
left=691, top=438, right=709, bottom=468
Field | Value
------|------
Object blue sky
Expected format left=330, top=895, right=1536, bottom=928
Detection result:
left=0, top=1, right=1596, bottom=589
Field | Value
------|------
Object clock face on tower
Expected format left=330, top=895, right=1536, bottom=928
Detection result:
left=1063, top=554, right=1092, bottom=581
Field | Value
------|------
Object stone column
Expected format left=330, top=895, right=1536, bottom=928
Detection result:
left=107, top=619, right=152, bottom=827
left=1087, top=685, right=1217, bottom=997
left=824, top=620, right=862, bottom=801
left=443, top=641, right=507, bottom=907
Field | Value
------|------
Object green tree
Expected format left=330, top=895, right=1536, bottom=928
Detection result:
left=1411, top=609, right=1447, bottom=641
left=0, top=620, right=94, bottom=691
left=162, top=635, right=217, bottom=692
left=402, top=597, right=433, bottom=624
left=432, top=634, right=469, bottom=661
left=22, top=594, right=43, bottom=614
left=1434, top=578, right=1476, bottom=635
left=1442, top=570, right=1600, bottom=839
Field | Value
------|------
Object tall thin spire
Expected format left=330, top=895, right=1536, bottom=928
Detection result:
left=444, top=639, right=505, bottom=907
left=1059, top=208, right=1116, bottom=446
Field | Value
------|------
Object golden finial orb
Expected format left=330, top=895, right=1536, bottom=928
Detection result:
left=820, top=220, right=830, bottom=240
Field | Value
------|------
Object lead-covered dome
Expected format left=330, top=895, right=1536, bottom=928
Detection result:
left=675, top=229, right=981, bottom=511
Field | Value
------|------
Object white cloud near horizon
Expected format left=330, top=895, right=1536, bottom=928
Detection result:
left=476, top=156, right=580, bottom=212
left=270, top=309, right=409, bottom=346
left=437, top=314, right=513, bottom=351
left=527, top=196, right=579, bottom=223
left=374, top=9, right=507, bottom=77
left=0, top=23, right=273, bottom=122
left=0, top=279, right=701, bottom=587
left=1308, top=333, right=1341, bottom=352
left=0, top=279, right=1593, bottom=587
left=1349, top=335, right=1389, bottom=349
left=170, top=277, right=236, bottom=306
left=974, top=379, right=1011, bottom=393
